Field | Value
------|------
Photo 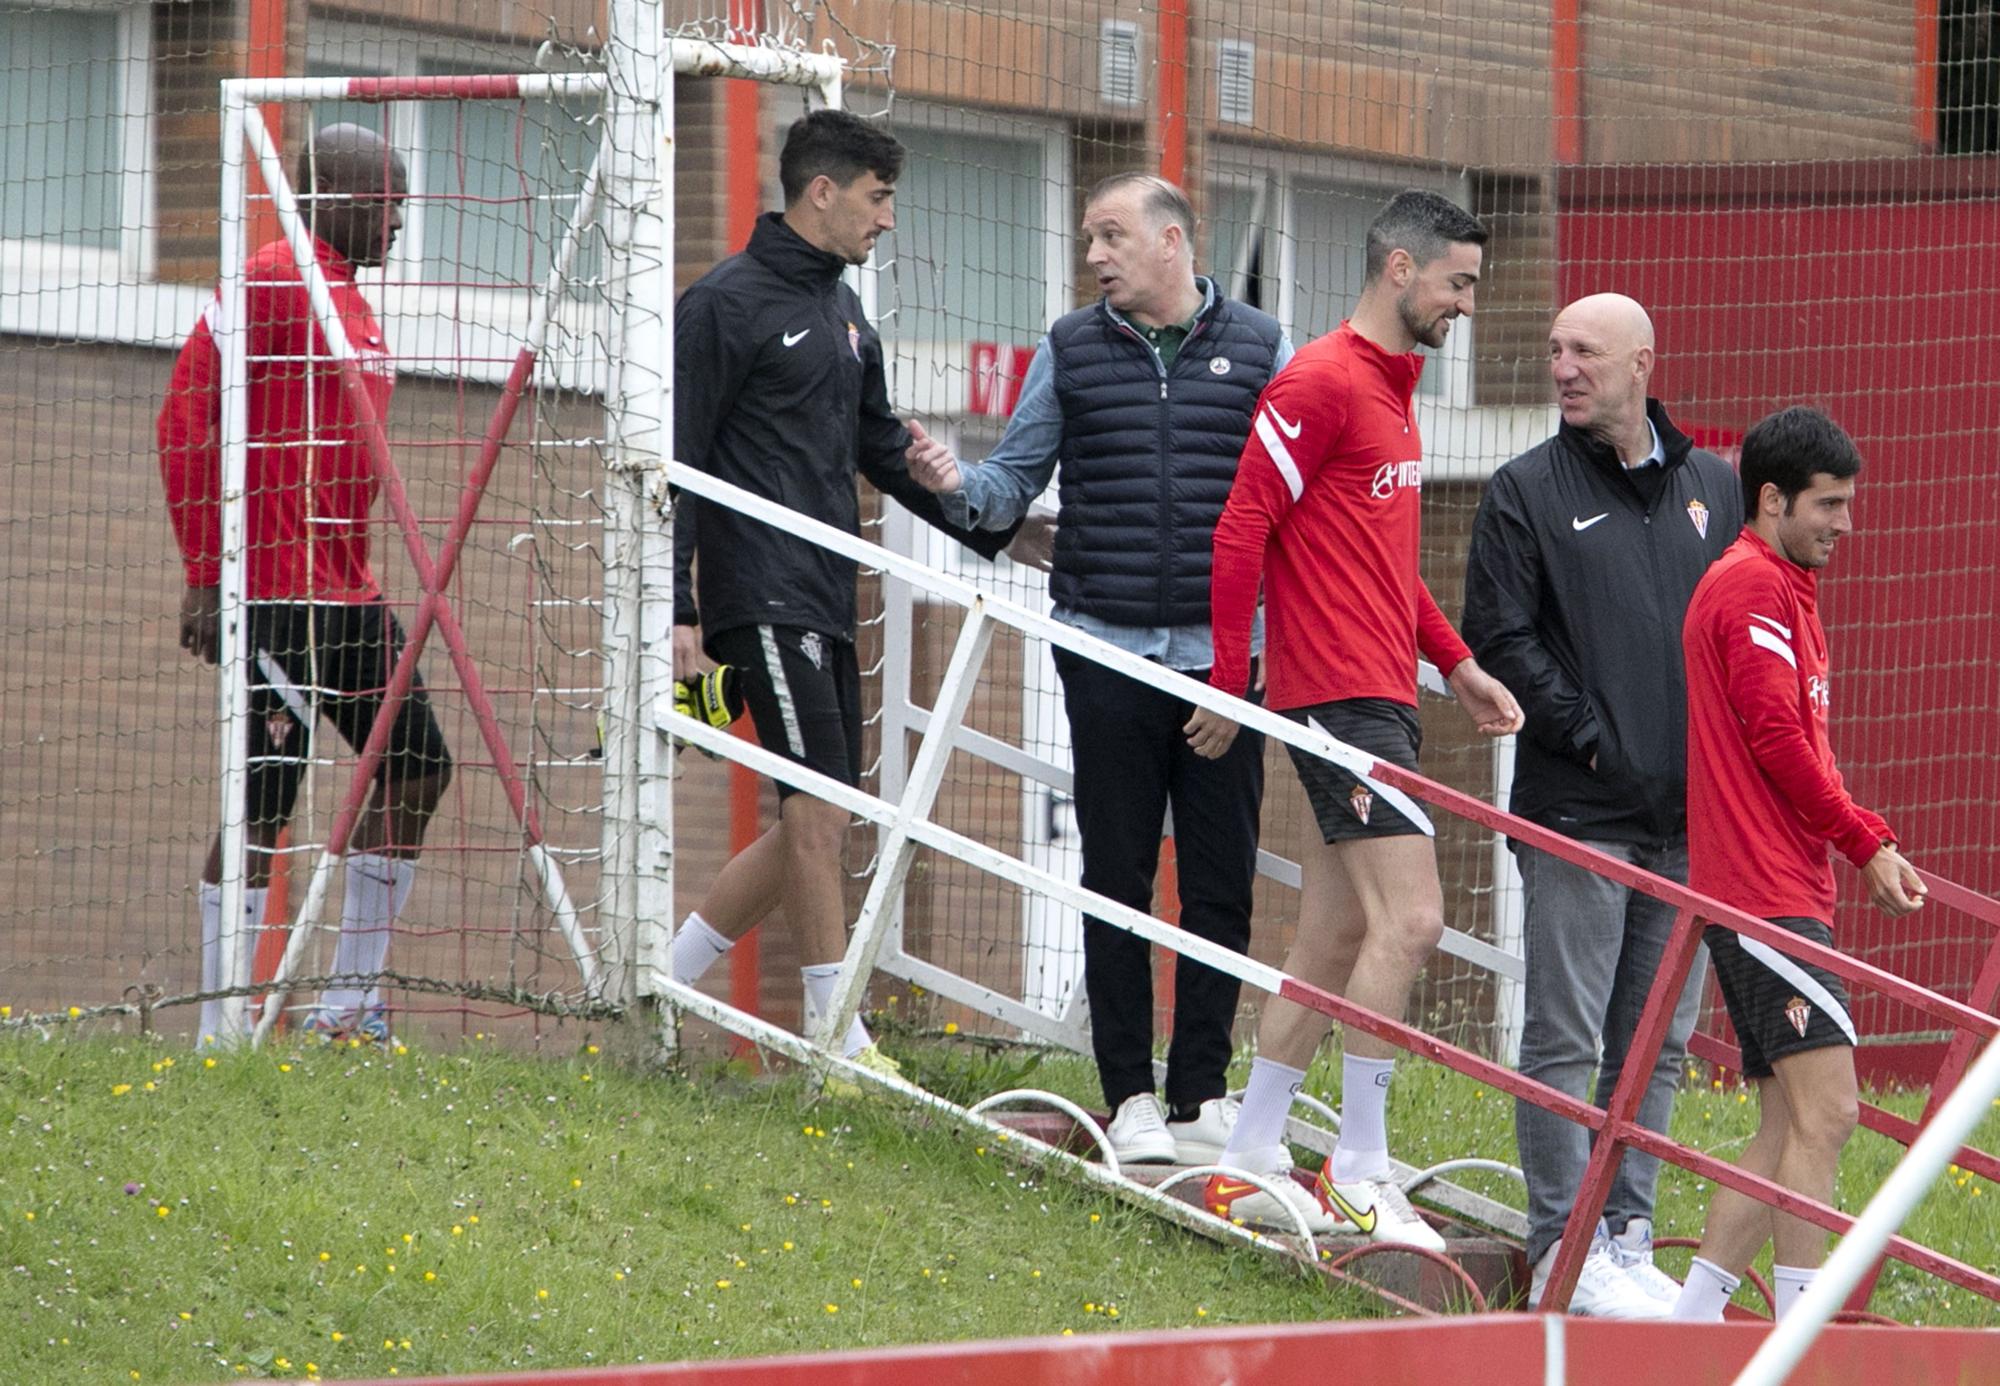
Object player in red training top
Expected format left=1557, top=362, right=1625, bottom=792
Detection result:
left=1196, top=190, right=1523, bottom=1249
left=158, top=125, right=449, bottom=1049
left=1669, top=406, right=1925, bottom=1322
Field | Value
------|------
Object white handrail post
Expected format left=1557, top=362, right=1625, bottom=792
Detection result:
left=814, top=602, right=995, bottom=1054
left=1491, top=731, right=1525, bottom=1065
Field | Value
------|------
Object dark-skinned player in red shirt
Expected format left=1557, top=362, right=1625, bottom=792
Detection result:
left=160, top=125, right=448, bottom=1049
left=1194, top=191, right=1523, bottom=1248
left=1670, top=406, right=1925, bottom=1322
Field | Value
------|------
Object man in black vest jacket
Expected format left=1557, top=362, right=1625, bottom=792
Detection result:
left=1462, top=293, right=1741, bottom=1315
left=665, top=110, right=1025, bottom=1092
left=907, top=174, right=1292, bottom=1170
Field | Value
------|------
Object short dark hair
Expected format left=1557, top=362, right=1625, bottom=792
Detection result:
left=1739, top=405, right=1864, bottom=515
left=1364, top=189, right=1488, bottom=281
left=1085, top=172, right=1195, bottom=241
left=779, top=109, right=903, bottom=205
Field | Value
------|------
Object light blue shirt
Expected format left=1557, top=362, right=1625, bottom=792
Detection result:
left=941, top=278, right=1293, bottom=673
left=1627, top=419, right=1666, bottom=469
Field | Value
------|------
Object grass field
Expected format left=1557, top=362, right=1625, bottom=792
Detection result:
left=0, top=1025, right=1994, bottom=1384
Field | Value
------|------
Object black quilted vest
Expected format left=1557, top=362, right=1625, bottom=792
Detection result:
left=1047, top=286, right=1282, bottom=626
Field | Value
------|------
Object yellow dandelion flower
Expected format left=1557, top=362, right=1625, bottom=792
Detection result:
left=275, top=1361, right=290, bottom=1372
left=716, top=1279, right=732, bottom=1289
left=536, top=1288, right=549, bottom=1300
left=1032, top=1269, right=1041, bottom=1278
left=571, top=1179, right=582, bottom=1189
left=782, top=1241, right=795, bottom=1252
left=824, top=1303, right=839, bottom=1314
left=586, top=1044, right=599, bottom=1055
left=22, top=1211, right=33, bottom=1221
left=1085, top=1302, right=1097, bottom=1313
left=1196, top=1306, right=1208, bottom=1318
left=451, top=1225, right=463, bottom=1236
left=111, top=1084, right=132, bottom=1096
left=1089, top=1213, right=1101, bottom=1224
left=67, top=1006, right=81, bottom=1019
left=851, top=1277, right=863, bottom=1288
left=156, top=1206, right=170, bottom=1219
left=279, top=1064, right=292, bottom=1074
left=143, top=1082, right=156, bottom=1092
left=204, top=1058, right=216, bottom=1069
left=384, top=1339, right=397, bottom=1350
left=0, top=1006, right=9, bottom=1018
left=975, top=1147, right=986, bottom=1157
left=1107, top=1307, right=1119, bottom=1318
left=944, top=1022, right=959, bottom=1035
left=1062, top=1328, right=1074, bottom=1336
left=399, top=1339, right=412, bottom=1350
left=467, top=1215, right=479, bottom=1225
left=784, top=1195, right=797, bottom=1206
left=424, top=1271, right=437, bottom=1283
left=394, top=1044, right=408, bottom=1055
left=330, top=1332, right=344, bottom=1343
left=613, top=1271, right=625, bottom=1282
left=580, top=1074, right=592, bottom=1083
left=740, top=1222, right=752, bottom=1232
left=922, top=1268, right=932, bottom=1277
left=318, top=1251, right=331, bottom=1262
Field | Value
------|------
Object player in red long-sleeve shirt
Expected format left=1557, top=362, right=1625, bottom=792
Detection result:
left=1669, top=406, right=1925, bottom=1322
left=1195, top=191, right=1523, bottom=1248
left=159, top=125, right=450, bottom=1049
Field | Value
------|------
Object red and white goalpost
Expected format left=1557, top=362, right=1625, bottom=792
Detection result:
left=206, top=6, right=845, bottom=1044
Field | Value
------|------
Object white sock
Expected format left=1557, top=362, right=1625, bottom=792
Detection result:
left=1772, top=1263, right=1819, bottom=1320
left=1670, top=1256, right=1741, bottom=1321
left=668, top=911, right=734, bottom=985
left=197, top=882, right=266, bottom=1047
left=800, top=963, right=872, bottom=1058
left=1221, top=1056, right=1306, bottom=1166
left=322, top=853, right=413, bottom=1015
left=1329, top=1054, right=1396, bottom=1181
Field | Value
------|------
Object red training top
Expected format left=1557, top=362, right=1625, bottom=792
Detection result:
left=1684, top=529, right=1893, bottom=921
left=1210, top=322, right=1470, bottom=710
left=158, top=236, right=394, bottom=603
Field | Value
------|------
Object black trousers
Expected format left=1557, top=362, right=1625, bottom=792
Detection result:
left=1054, top=648, right=1264, bottom=1113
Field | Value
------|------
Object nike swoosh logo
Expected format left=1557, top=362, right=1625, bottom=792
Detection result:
left=1266, top=406, right=1303, bottom=440
left=1210, top=1181, right=1256, bottom=1199
left=1571, top=513, right=1609, bottom=532
left=782, top=329, right=811, bottom=347
left=1317, top=1177, right=1379, bottom=1235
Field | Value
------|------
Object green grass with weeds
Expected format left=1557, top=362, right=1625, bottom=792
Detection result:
left=0, top=1032, right=1369, bottom=1383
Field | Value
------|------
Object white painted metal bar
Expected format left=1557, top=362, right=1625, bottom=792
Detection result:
left=214, top=88, right=253, bottom=1044
left=1731, top=1032, right=2000, bottom=1386
left=666, top=461, right=1438, bottom=816
left=874, top=949, right=1096, bottom=1055
left=812, top=604, right=997, bottom=1054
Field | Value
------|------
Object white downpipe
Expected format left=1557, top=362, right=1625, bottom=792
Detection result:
left=1730, top=1033, right=2000, bottom=1386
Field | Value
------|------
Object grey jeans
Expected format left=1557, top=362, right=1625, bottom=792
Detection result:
left=1514, top=838, right=1706, bottom=1265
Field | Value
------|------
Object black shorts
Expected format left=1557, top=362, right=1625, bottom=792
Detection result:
left=1283, top=697, right=1427, bottom=843
left=708, top=624, right=862, bottom=799
left=245, top=601, right=452, bottom=828
left=1705, top=916, right=1857, bottom=1078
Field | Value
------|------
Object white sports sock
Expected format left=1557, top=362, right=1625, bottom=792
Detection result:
left=800, top=963, right=872, bottom=1058
left=1670, top=1256, right=1741, bottom=1321
left=1221, top=1056, right=1306, bottom=1166
left=197, top=882, right=266, bottom=1048
left=1771, top=1263, right=1819, bottom=1320
left=1329, top=1054, right=1396, bottom=1182
left=668, top=911, right=734, bottom=985
left=322, top=853, right=413, bottom=1015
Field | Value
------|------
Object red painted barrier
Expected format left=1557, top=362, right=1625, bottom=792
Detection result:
left=347, top=1314, right=2000, bottom=1386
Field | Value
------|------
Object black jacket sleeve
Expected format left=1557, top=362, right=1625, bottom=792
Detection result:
left=1461, top=466, right=1602, bottom=765
left=853, top=317, right=1020, bottom=561
left=670, top=285, right=753, bottom=626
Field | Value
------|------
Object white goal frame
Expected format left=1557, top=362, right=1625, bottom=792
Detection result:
left=208, top=12, right=845, bottom=1044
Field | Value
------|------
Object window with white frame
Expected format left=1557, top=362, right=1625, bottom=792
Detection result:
left=1, top=2, right=151, bottom=279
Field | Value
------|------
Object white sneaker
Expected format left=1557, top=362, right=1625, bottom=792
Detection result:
left=1105, top=1092, right=1177, bottom=1165
left=1315, top=1162, right=1447, bottom=1253
left=1609, top=1218, right=1683, bottom=1305
left=1530, top=1222, right=1671, bottom=1319
left=1165, top=1097, right=1239, bottom=1165
left=1202, top=1153, right=1342, bottom=1236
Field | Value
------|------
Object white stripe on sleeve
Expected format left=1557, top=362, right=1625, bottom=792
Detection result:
left=1253, top=411, right=1305, bottom=502
left=1747, top=624, right=1798, bottom=669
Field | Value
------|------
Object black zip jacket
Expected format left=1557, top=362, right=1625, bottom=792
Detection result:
left=1461, top=400, right=1741, bottom=843
left=671, top=213, right=1014, bottom=645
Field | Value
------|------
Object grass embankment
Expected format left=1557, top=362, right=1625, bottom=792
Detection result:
left=0, top=1032, right=1363, bottom=1384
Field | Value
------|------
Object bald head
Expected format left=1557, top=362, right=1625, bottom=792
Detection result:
left=300, top=124, right=407, bottom=267
left=1549, top=292, right=1657, bottom=450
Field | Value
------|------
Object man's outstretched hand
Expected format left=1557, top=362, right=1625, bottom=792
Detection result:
left=179, top=585, right=221, bottom=665
left=905, top=419, right=962, bottom=494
